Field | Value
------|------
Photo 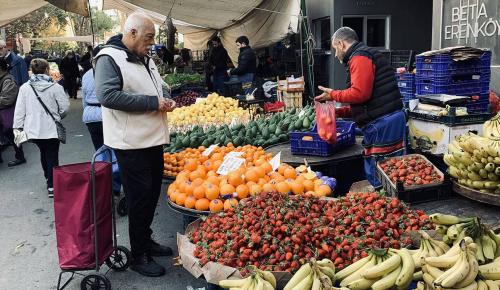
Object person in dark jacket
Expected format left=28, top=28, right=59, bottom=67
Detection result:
left=160, top=46, right=174, bottom=66
left=24, top=52, right=33, bottom=69
left=315, top=27, right=405, bottom=188
left=228, top=36, right=256, bottom=94
left=0, top=40, right=29, bottom=86
left=0, top=57, right=25, bottom=166
left=209, top=37, right=231, bottom=94
left=59, top=50, right=80, bottom=99
left=79, top=45, right=93, bottom=75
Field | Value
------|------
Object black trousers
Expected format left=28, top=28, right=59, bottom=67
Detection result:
left=32, top=139, right=60, bottom=188
left=114, top=145, right=163, bottom=257
left=86, top=122, right=104, bottom=151
left=0, top=129, right=25, bottom=160
left=63, top=76, right=78, bottom=98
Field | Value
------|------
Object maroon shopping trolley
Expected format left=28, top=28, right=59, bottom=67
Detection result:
left=53, top=147, right=130, bottom=290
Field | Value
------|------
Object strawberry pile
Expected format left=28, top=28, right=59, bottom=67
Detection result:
left=379, top=155, right=443, bottom=187
left=189, top=192, right=430, bottom=274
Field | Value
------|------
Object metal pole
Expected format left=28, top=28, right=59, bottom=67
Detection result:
left=87, top=0, right=95, bottom=47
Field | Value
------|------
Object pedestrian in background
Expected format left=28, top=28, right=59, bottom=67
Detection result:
left=82, top=45, right=104, bottom=150
left=0, top=58, right=25, bottom=166
left=0, top=40, right=29, bottom=86
left=228, top=36, right=256, bottom=94
left=208, top=37, right=231, bottom=94
left=13, top=58, right=69, bottom=197
left=59, top=50, right=79, bottom=99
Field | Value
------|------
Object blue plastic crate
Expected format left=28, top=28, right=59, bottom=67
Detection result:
left=416, top=74, right=489, bottom=96
left=289, top=121, right=356, bottom=156
left=416, top=51, right=491, bottom=77
left=466, top=99, right=490, bottom=114
left=401, top=91, right=415, bottom=103
left=396, top=73, right=416, bottom=90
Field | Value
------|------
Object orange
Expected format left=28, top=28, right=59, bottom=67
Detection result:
left=211, top=152, right=223, bottom=161
left=193, top=184, right=206, bottom=199
left=260, top=162, right=273, bottom=174
left=184, top=195, right=197, bottom=209
left=184, top=159, right=198, bottom=171
left=220, top=184, right=235, bottom=196
left=223, top=198, right=239, bottom=211
left=284, top=168, right=297, bottom=179
left=212, top=160, right=223, bottom=171
left=303, top=180, right=315, bottom=192
left=295, top=175, right=306, bottom=184
left=184, top=181, right=194, bottom=195
left=192, top=178, right=204, bottom=187
left=254, top=167, right=266, bottom=179
left=206, top=175, right=220, bottom=185
left=196, top=167, right=207, bottom=178
left=244, top=169, right=259, bottom=183
left=205, top=184, right=220, bottom=200
left=317, top=185, right=332, bottom=196
left=228, top=172, right=243, bottom=187
left=236, top=184, right=249, bottom=199
left=167, top=184, right=176, bottom=196
left=206, top=170, right=217, bottom=177
left=276, top=182, right=291, bottom=194
left=209, top=199, right=224, bottom=213
left=169, top=190, right=178, bottom=203
left=305, top=191, right=315, bottom=196
left=277, top=164, right=288, bottom=176
left=290, top=181, right=305, bottom=195
left=249, top=184, right=262, bottom=196
left=175, top=193, right=187, bottom=206
left=262, top=183, right=276, bottom=193
left=254, top=158, right=266, bottom=167
left=189, top=170, right=202, bottom=182
left=195, top=198, right=210, bottom=211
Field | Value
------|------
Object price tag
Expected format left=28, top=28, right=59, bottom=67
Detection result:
left=195, top=98, right=205, bottom=104
left=216, top=156, right=245, bottom=175
left=225, top=151, right=244, bottom=158
left=202, top=144, right=219, bottom=156
left=298, top=109, right=306, bottom=117
left=270, top=152, right=281, bottom=171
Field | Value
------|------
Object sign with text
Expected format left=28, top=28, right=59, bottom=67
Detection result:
left=216, top=156, right=245, bottom=175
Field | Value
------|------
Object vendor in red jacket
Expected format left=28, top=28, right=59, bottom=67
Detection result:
left=315, top=27, right=406, bottom=188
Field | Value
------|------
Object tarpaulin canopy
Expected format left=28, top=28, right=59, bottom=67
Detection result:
left=25, top=35, right=94, bottom=42
left=103, top=0, right=300, bottom=62
left=0, top=0, right=89, bottom=27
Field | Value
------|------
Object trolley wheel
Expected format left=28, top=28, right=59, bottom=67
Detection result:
left=105, top=245, right=131, bottom=271
left=117, top=196, right=127, bottom=216
left=80, top=273, right=111, bottom=290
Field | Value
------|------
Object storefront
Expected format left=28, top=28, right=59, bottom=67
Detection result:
left=432, top=0, right=500, bottom=92
left=307, top=0, right=434, bottom=89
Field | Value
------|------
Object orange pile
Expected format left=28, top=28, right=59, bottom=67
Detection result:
left=163, top=147, right=205, bottom=177
left=167, top=144, right=332, bottom=213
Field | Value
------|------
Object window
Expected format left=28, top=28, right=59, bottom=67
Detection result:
left=312, top=17, right=331, bottom=51
left=341, top=16, right=390, bottom=49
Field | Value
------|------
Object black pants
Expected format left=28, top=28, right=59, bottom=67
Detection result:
left=114, top=145, right=163, bottom=257
left=64, top=76, right=78, bottom=98
left=86, top=122, right=104, bottom=151
left=0, top=129, right=25, bottom=160
left=32, top=139, right=60, bottom=188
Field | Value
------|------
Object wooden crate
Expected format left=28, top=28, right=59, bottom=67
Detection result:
left=278, top=90, right=303, bottom=109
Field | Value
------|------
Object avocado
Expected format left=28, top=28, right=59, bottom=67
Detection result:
left=303, top=118, right=311, bottom=129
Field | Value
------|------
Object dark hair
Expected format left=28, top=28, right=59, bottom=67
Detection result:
left=87, top=45, right=93, bottom=51
left=236, top=36, right=249, bottom=46
left=0, top=58, right=8, bottom=71
left=92, top=45, right=102, bottom=58
left=212, top=36, right=221, bottom=43
left=30, top=58, right=49, bottom=74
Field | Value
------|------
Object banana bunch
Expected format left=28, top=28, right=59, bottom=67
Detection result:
left=411, top=231, right=451, bottom=278
left=219, top=267, right=276, bottom=290
left=430, top=214, right=500, bottom=263
left=283, top=259, right=337, bottom=290
left=483, top=112, right=500, bottom=139
left=333, top=248, right=415, bottom=290
left=479, top=256, right=500, bottom=280
left=444, top=126, right=500, bottom=194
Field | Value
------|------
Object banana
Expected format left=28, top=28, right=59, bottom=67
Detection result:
left=254, top=274, right=264, bottom=290
left=316, top=258, right=335, bottom=269
left=316, top=267, right=333, bottom=288
left=482, top=235, right=496, bottom=262
left=438, top=251, right=470, bottom=288
left=417, top=281, right=426, bottom=290
left=478, top=279, right=488, bottom=290
left=440, top=281, right=478, bottom=290
left=290, top=272, right=313, bottom=290
left=261, top=279, right=274, bottom=290
left=363, top=253, right=401, bottom=279
left=394, top=248, right=415, bottom=290
left=485, top=280, right=500, bottom=290
left=335, top=255, right=372, bottom=281
left=425, top=239, right=439, bottom=257
left=347, top=278, right=377, bottom=290
left=284, top=263, right=312, bottom=290
left=219, top=277, right=250, bottom=288
left=486, top=230, right=500, bottom=257
left=311, top=271, right=321, bottom=290
left=425, top=265, right=445, bottom=279
left=317, top=265, right=336, bottom=280
left=371, top=266, right=402, bottom=290
left=412, top=270, right=423, bottom=281
left=256, top=269, right=276, bottom=289
left=423, top=273, right=436, bottom=290
left=430, top=238, right=451, bottom=253
left=454, top=248, right=479, bottom=288
left=477, top=237, right=487, bottom=264
left=429, top=214, right=472, bottom=225
left=447, top=225, right=460, bottom=239
left=425, top=254, right=460, bottom=268
left=340, top=256, right=377, bottom=287
left=479, top=259, right=500, bottom=279
left=436, top=225, right=449, bottom=235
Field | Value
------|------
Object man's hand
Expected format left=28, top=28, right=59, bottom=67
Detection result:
left=158, top=98, right=176, bottom=112
left=315, top=86, right=333, bottom=102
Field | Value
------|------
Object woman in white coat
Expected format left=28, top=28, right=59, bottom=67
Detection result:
left=13, top=58, right=69, bottom=198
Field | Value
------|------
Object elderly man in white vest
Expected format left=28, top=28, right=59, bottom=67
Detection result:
left=94, top=13, right=175, bottom=277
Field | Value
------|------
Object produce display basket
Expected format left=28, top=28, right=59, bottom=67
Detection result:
left=408, top=110, right=492, bottom=126
left=177, top=219, right=293, bottom=287
left=289, top=121, right=356, bottom=157
left=166, top=196, right=211, bottom=217
left=376, top=154, right=451, bottom=203
left=452, top=180, right=500, bottom=207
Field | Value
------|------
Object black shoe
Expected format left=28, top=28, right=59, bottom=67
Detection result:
left=48, top=188, right=54, bottom=198
left=130, top=254, right=165, bottom=277
left=7, top=158, right=26, bottom=167
left=149, top=240, right=173, bottom=257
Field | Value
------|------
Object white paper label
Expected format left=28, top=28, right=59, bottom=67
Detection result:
left=216, top=156, right=245, bottom=175
left=270, top=152, right=281, bottom=171
left=225, top=151, right=244, bottom=158
left=202, top=144, right=219, bottom=156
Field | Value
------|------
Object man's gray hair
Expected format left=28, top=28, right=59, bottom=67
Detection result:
left=123, top=13, right=153, bottom=34
left=331, top=27, right=359, bottom=43
left=0, top=39, right=6, bottom=47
